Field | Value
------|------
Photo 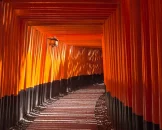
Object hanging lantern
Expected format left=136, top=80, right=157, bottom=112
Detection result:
left=47, top=37, right=59, bottom=47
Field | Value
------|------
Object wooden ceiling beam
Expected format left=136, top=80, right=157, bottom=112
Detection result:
left=27, top=20, right=105, bottom=26
left=2, top=0, right=119, bottom=47
left=11, top=3, right=118, bottom=9
left=15, top=9, right=115, bottom=14
left=19, top=17, right=108, bottom=20
left=49, top=34, right=102, bottom=40
left=18, top=16, right=111, bottom=19
left=5, top=0, right=119, bottom=4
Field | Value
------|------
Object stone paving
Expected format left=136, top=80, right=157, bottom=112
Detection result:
left=11, top=85, right=114, bottom=130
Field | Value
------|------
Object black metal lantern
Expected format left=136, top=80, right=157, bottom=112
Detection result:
left=47, top=37, right=59, bottom=47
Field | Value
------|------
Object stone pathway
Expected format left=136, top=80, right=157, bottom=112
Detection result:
left=27, top=85, right=105, bottom=130
left=11, top=85, right=114, bottom=130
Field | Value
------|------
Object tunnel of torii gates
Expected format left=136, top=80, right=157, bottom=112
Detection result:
left=0, top=0, right=162, bottom=129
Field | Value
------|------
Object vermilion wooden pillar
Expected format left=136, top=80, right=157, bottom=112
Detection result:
left=140, top=0, right=153, bottom=129
left=104, top=0, right=162, bottom=129
left=0, top=2, right=2, bottom=93
left=155, top=0, right=162, bottom=129
left=148, top=0, right=159, bottom=129
left=0, top=2, right=3, bottom=130
left=129, top=0, right=143, bottom=129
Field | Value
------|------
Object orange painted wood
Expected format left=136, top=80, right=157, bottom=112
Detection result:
left=1, top=0, right=162, bottom=128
